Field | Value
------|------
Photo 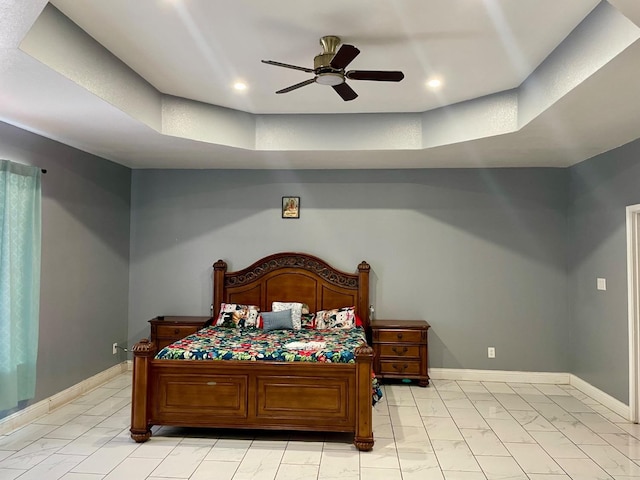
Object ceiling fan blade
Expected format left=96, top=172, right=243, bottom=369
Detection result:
left=332, top=82, right=358, bottom=101
left=262, top=60, right=314, bottom=73
left=276, top=78, right=316, bottom=94
left=330, top=44, right=360, bottom=70
left=346, top=70, right=405, bottom=82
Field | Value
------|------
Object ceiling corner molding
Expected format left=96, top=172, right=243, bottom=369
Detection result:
left=608, top=0, right=640, bottom=28
left=255, top=113, right=422, bottom=151
left=19, top=3, right=163, bottom=131
left=162, top=95, right=256, bottom=149
left=0, top=0, right=47, bottom=48
left=421, top=91, right=518, bottom=149
left=519, top=1, right=640, bottom=127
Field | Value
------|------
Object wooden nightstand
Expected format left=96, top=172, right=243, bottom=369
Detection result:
left=371, top=319, right=430, bottom=387
left=148, top=316, right=211, bottom=350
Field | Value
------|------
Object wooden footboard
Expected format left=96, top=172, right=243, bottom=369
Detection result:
left=130, top=339, right=374, bottom=451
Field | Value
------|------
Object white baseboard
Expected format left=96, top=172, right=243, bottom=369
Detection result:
left=0, top=362, right=128, bottom=435
left=570, top=374, right=630, bottom=420
left=429, top=368, right=569, bottom=384
left=429, top=368, right=630, bottom=420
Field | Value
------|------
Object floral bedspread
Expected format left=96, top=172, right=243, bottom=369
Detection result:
left=156, top=326, right=383, bottom=405
left=157, top=326, right=368, bottom=363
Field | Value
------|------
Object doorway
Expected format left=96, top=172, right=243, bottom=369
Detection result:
left=626, top=204, right=640, bottom=422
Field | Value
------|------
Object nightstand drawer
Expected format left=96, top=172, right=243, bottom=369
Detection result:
left=155, top=325, right=201, bottom=339
left=379, top=361, right=422, bottom=376
left=149, top=316, right=210, bottom=352
left=377, top=344, right=421, bottom=358
left=376, top=329, right=422, bottom=344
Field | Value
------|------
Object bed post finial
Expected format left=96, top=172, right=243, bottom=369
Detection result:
left=213, top=260, right=227, bottom=320
left=357, top=261, right=371, bottom=333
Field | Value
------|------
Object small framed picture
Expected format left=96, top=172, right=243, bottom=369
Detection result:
left=282, top=196, right=300, bottom=219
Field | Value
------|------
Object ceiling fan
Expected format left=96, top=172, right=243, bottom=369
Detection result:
left=261, top=35, right=404, bottom=101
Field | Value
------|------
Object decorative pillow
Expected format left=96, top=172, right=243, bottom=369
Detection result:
left=262, top=309, right=294, bottom=332
left=215, top=303, right=261, bottom=328
left=272, top=301, right=303, bottom=330
left=301, top=312, right=316, bottom=329
left=315, top=306, right=356, bottom=329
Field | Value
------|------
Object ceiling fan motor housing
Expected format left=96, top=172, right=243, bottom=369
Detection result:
left=314, top=53, right=336, bottom=70
left=314, top=52, right=345, bottom=85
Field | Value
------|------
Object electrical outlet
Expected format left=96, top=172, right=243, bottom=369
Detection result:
left=597, top=278, right=606, bottom=291
left=488, top=347, right=496, bottom=358
left=112, top=342, right=118, bottom=355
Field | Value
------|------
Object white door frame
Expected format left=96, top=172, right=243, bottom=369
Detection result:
left=627, top=204, right=640, bottom=422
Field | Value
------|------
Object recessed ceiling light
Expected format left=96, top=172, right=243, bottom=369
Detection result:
left=426, top=78, right=442, bottom=88
left=234, top=82, right=247, bottom=91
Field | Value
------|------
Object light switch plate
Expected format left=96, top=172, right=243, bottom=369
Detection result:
left=597, top=278, right=606, bottom=291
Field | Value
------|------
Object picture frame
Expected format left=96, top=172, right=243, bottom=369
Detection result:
left=282, top=196, right=300, bottom=219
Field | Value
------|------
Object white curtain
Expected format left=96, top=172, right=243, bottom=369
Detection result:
left=0, top=160, right=41, bottom=411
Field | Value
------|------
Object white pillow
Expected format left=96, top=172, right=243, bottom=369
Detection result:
left=272, top=301, right=303, bottom=330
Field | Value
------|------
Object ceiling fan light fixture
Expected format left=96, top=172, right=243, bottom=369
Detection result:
left=316, top=72, right=344, bottom=86
left=261, top=35, right=404, bottom=101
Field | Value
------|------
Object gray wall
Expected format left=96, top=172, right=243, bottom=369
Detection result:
left=568, top=138, right=640, bottom=404
left=129, top=168, right=570, bottom=373
left=4, top=115, right=637, bottom=411
left=0, top=121, right=131, bottom=416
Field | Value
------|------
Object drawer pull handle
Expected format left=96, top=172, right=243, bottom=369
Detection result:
left=392, top=346, right=408, bottom=354
left=206, top=381, right=217, bottom=386
left=392, top=364, right=408, bottom=372
left=397, top=333, right=403, bottom=339
left=174, top=328, right=181, bottom=334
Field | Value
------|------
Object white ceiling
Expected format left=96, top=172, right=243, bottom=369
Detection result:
left=1, top=0, right=640, bottom=169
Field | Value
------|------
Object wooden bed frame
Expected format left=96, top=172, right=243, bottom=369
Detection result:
left=130, top=252, right=375, bottom=451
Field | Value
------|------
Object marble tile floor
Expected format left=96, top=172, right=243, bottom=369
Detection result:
left=1, top=373, right=639, bottom=479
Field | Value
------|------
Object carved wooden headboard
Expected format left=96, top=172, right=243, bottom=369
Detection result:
left=213, top=252, right=371, bottom=332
